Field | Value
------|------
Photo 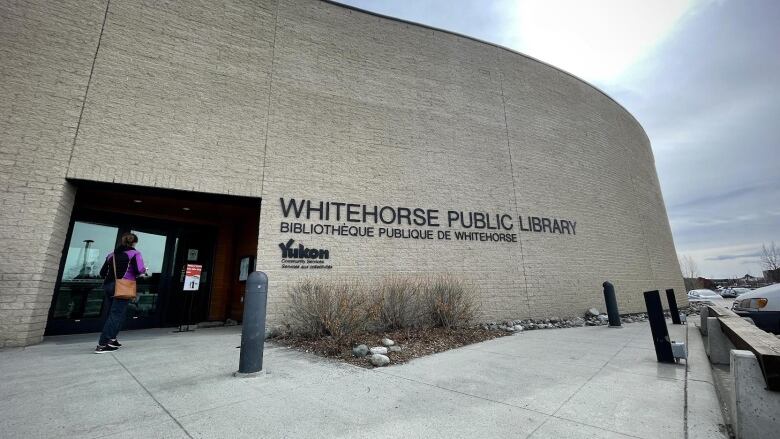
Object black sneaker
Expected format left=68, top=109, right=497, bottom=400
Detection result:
left=107, top=339, right=122, bottom=348
left=95, top=344, right=118, bottom=354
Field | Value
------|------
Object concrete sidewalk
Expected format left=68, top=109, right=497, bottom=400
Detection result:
left=0, top=322, right=726, bottom=438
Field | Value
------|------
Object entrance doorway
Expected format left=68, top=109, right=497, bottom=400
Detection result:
left=45, top=181, right=260, bottom=336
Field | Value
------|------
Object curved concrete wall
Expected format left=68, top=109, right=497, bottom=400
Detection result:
left=0, top=0, right=684, bottom=345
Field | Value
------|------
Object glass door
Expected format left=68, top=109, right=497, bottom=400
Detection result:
left=46, top=210, right=215, bottom=336
left=48, top=221, right=120, bottom=334
left=121, top=229, right=171, bottom=330
left=47, top=221, right=176, bottom=335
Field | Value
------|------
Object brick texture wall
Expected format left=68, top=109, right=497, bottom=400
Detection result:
left=0, top=0, right=107, bottom=347
left=0, top=0, right=685, bottom=346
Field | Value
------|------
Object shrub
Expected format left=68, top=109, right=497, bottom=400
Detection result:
left=287, top=279, right=371, bottom=342
left=286, top=274, right=479, bottom=341
left=375, top=276, right=426, bottom=330
left=423, top=275, right=479, bottom=328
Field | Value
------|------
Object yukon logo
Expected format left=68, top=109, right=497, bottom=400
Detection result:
left=279, top=239, right=329, bottom=259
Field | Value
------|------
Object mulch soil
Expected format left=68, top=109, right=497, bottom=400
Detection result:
left=272, top=327, right=510, bottom=368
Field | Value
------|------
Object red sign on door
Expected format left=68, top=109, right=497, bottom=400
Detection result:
left=183, top=264, right=202, bottom=291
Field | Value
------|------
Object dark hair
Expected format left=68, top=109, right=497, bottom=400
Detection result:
left=120, top=233, right=139, bottom=247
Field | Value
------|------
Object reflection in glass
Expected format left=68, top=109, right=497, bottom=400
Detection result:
left=62, top=222, right=119, bottom=280
left=127, top=230, right=168, bottom=319
left=52, top=222, right=118, bottom=319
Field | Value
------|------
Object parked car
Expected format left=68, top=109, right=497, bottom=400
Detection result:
left=719, top=287, right=751, bottom=298
left=687, top=289, right=722, bottom=302
left=732, top=283, right=780, bottom=334
left=720, top=288, right=738, bottom=298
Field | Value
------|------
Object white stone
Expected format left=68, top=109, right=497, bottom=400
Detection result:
left=370, top=354, right=390, bottom=367
left=369, top=346, right=388, bottom=355
left=381, top=338, right=395, bottom=347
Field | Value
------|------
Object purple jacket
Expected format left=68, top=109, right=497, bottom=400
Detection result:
left=100, top=247, right=147, bottom=281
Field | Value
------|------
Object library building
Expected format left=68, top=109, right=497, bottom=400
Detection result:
left=0, top=0, right=684, bottom=347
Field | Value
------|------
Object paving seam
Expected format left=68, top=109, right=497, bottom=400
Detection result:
left=167, top=356, right=371, bottom=422
left=87, top=416, right=176, bottom=439
left=110, top=355, right=195, bottom=439
left=375, top=368, right=643, bottom=439
left=172, top=371, right=353, bottom=421
left=524, top=334, right=645, bottom=438
left=684, top=322, right=690, bottom=439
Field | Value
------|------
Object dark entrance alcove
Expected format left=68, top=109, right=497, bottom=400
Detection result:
left=45, top=181, right=260, bottom=336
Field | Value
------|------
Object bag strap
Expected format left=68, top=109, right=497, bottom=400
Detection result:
left=112, top=252, right=118, bottom=280
left=111, top=252, right=132, bottom=280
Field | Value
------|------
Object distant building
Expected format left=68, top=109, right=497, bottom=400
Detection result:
left=764, top=269, right=780, bottom=283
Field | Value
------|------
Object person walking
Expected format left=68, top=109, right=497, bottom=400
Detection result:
left=95, top=232, right=147, bottom=353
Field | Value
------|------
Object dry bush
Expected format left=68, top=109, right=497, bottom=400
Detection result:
left=287, top=279, right=371, bottom=342
left=375, top=276, right=426, bottom=330
left=423, top=275, right=479, bottom=329
left=286, top=274, right=479, bottom=342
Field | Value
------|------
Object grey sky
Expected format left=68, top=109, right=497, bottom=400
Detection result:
left=333, top=0, right=779, bottom=278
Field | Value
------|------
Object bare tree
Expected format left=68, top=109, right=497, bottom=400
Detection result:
left=678, top=254, right=699, bottom=279
left=760, top=242, right=780, bottom=272
left=678, top=254, right=702, bottom=291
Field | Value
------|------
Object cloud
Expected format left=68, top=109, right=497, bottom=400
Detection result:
left=331, top=0, right=520, bottom=49
left=603, top=0, right=780, bottom=277
left=508, top=0, right=697, bottom=83
left=667, top=182, right=777, bottom=212
left=706, top=251, right=762, bottom=261
left=680, top=243, right=766, bottom=278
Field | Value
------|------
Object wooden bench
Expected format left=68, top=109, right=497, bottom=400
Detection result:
left=706, top=305, right=738, bottom=319
left=717, top=313, right=780, bottom=391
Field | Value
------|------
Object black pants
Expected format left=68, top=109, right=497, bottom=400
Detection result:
left=98, top=282, right=129, bottom=345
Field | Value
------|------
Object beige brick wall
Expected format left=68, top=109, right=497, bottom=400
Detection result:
left=254, top=0, right=685, bottom=323
left=1, top=0, right=685, bottom=346
left=0, top=0, right=107, bottom=347
left=66, top=0, right=277, bottom=196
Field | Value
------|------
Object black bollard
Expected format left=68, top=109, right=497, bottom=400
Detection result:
left=643, top=290, right=675, bottom=363
left=237, top=271, right=269, bottom=375
left=666, top=288, right=682, bottom=325
left=602, top=281, right=621, bottom=327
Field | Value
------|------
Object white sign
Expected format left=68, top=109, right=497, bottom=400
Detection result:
left=183, top=264, right=202, bottom=291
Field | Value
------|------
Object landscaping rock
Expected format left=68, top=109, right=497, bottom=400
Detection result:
left=369, top=346, right=388, bottom=355
left=389, top=346, right=402, bottom=353
left=381, top=338, right=395, bottom=347
left=370, top=354, right=390, bottom=367
left=597, top=314, right=609, bottom=323
left=587, top=308, right=600, bottom=317
left=352, top=344, right=369, bottom=357
left=513, top=325, right=524, bottom=332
